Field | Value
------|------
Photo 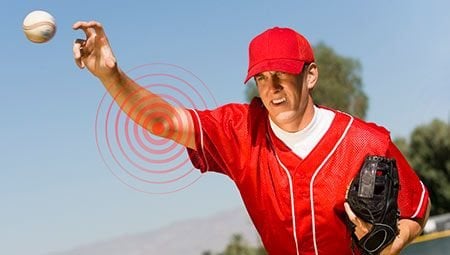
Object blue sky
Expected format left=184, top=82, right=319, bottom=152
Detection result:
left=1, top=1, right=449, bottom=254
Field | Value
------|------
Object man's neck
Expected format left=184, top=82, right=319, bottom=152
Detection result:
left=270, top=103, right=316, bottom=133
left=269, top=106, right=336, bottom=159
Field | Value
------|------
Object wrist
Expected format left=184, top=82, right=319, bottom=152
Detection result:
left=388, top=219, right=419, bottom=254
left=98, top=66, right=123, bottom=87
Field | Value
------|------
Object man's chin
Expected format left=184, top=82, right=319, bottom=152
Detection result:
left=272, top=110, right=297, bottom=123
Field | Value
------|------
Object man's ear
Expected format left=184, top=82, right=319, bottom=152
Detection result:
left=305, top=62, right=318, bottom=90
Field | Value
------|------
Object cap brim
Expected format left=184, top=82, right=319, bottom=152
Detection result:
left=244, top=59, right=305, bottom=83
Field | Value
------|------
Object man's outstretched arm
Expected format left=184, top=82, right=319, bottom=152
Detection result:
left=72, top=21, right=195, bottom=150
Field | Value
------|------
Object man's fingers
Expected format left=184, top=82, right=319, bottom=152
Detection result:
left=73, top=21, right=96, bottom=65
left=72, top=21, right=113, bottom=70
left=72, top=21, right=84, bottom=30
left=73, top=39, right=85, bottom=68
left=72, top=21, right=91, bottom=35
left=73, top=39, right=85, bottom=54
left=73, top=21, right=102, bottom=37
left=344, top=202, right=357, bottom=222
left=345, top=202, right=373, bottom=239
left=89, top=21, right=107, bottom=37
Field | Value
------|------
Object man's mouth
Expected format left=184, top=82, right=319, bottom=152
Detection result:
left=271, top=97, right=287, bottom=105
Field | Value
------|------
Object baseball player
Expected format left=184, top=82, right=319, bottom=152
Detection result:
left=73, top=21, right=430, bottom=255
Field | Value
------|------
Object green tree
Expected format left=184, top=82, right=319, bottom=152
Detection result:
left=202, top=233, right=267, bottom=255
left=253, top=246, right=268, bottom=255
left=313, top=43, right=367, bottom=119
left=403, top=119, right=450, bottom=215
left=393, top=137, right=409, bottom=156
left=245, top=42, right=368, bottom=119
left=221, top=234, right=252, bottom=255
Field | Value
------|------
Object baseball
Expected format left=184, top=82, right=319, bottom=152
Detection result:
left=23, top=10, right=56, bottom=43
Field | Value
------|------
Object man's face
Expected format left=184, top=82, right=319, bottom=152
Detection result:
left=255, top=69, right=311, bottom=130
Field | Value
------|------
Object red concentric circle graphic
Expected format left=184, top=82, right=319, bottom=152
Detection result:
left=95, top=63, right=217, bottom=194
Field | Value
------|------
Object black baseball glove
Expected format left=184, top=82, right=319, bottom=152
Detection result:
left=346, top=155, right=400, bottom=255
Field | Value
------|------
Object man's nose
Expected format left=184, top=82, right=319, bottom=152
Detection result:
left=268, top=75, right=282, bottom=92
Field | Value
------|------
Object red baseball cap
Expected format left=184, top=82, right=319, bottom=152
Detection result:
left=244, top=27, right=315, bottom=83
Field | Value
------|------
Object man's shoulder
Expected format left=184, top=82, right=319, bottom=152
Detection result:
left=213, top=97, right=266, bottom=116
left=194, top=97, right=267, bottom=129
left=334, top=111, right=392, bottom=150
left=319, top=106, right=391, bottom=136
left=351, top=115, right=390, bottom=137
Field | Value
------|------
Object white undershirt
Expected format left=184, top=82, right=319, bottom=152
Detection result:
left=269, top=106, right=335, bottom=159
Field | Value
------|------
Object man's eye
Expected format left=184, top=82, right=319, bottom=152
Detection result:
left=255, top=76, right=265, bottom=82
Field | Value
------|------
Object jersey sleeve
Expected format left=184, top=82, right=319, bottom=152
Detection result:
left=185, top=103, right=252, bottom=178
left=387, top=141, right=430, bottom=219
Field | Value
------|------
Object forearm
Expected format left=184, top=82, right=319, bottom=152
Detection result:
left=383, top=200, right=431, bottom=254
left=99, top=68, right=164, bottom=123
left=99, top=67, right=195, bottom=149
left=386, top=219, right=422, bottom=254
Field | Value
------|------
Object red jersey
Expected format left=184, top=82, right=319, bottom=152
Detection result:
left=187, top=98, right=429, bottom=255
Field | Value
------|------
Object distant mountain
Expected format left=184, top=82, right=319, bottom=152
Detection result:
left=46, top=206, right=260, bottom=255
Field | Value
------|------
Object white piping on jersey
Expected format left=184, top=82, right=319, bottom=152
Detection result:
left=268, top=114, right=353, bottom=255
left=309, top=115, right=354, bottom=255
left=192, top=109, right=210, bottom=171
left=273, top=151, right=301, bottom=255
left=411, top=181, right=427, bottom=218
left=266, top=132, right=300, bottom=254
